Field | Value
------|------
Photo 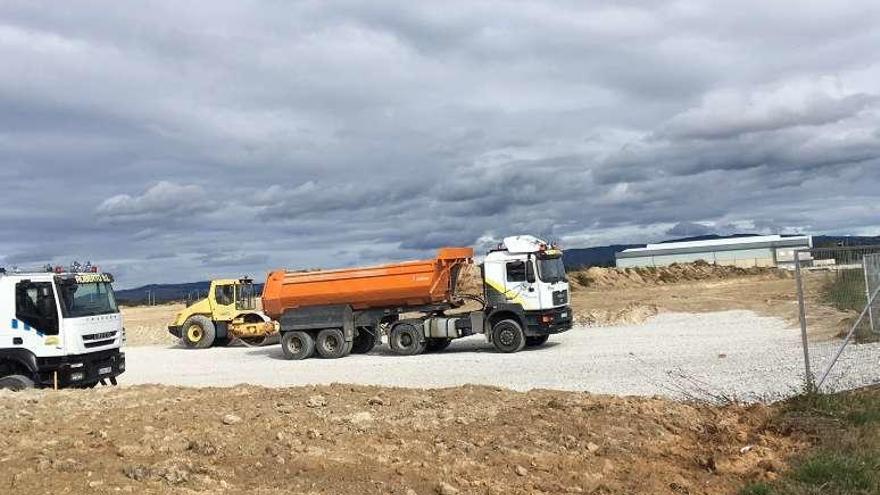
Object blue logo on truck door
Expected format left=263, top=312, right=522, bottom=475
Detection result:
left=10, top=318, right=44, bottom=337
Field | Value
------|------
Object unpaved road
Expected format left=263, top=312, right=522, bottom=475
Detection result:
left=124, top=311, right=880, bottom=401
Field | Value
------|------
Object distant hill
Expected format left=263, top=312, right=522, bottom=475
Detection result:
left=813, top=235, right=880, bottom=248
left=562, top=244, right=644, bottom=269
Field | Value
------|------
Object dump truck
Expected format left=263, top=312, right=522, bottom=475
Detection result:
left=169, top=234, right=573, bottom=357
left=265, top=234, right=573, bottom=359
left=168, top=278, right=278, bottom=348
left=0, top=264, right=125, bottom=390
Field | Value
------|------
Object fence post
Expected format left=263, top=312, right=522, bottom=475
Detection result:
left=864, top=257, right=876, bottom=333
left=794, top=250, right=814, bottom=392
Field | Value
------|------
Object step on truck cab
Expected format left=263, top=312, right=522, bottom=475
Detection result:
left=266, top=234, right=573, bottom=359
left=0, top=265, right=125, bottom=390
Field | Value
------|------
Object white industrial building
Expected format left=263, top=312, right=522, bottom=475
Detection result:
left=615, top=235, right=813, bottom=269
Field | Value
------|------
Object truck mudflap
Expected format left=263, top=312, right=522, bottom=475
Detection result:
left=34, top=349, right=125, bottom=388
left=523, top=306, right=573, bottom=336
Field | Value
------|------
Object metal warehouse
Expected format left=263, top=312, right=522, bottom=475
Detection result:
left=615, top=235, right=813, bottom=269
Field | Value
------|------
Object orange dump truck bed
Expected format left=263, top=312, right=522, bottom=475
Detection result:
left=261, top=247, right=474, bottom=321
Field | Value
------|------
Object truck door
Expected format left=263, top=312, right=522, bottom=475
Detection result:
left=503, top=259, right=542, bottom=311
left=15, top=281, right=60, bottom=338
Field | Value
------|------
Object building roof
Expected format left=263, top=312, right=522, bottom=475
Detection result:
left=616, top=235, right=812, bottom=260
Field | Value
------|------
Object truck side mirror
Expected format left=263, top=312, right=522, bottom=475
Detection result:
left=526, top=262, right=536, bottom=283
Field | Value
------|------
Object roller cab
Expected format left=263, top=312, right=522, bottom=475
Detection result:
left=168, top=278, right=278, bottom=349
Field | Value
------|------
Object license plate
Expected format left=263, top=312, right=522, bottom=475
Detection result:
left=560, top=312, right=568, bottom=319
left=98, top=366, right=112, bottom=375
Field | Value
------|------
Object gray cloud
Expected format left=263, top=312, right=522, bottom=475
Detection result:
left=665, top=222, right=713, bottom=238
left=657, top=92, right=879, bottom=141
left=96, top=181, right=215, bottom=223
left=0, top=1, right=878, bottom=288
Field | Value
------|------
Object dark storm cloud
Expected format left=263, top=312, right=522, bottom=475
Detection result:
left=0, top=1, right=879, bottom=287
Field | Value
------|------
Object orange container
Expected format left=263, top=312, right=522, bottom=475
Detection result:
left=261, top=247, right=474, bottom=320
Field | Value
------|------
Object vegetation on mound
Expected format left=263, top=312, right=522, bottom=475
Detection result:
left=819, top=270, right=879, bottom=343
left=741, top=387, right=880, bottom=495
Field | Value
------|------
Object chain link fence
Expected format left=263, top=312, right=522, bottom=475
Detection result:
left=795, top=246, right=880, bottom=393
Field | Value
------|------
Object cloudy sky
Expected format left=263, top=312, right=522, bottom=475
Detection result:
left=1, top=1, right=879, bottom=288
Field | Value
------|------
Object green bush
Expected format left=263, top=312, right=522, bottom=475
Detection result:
left=792, top=451, right=877, bottom=492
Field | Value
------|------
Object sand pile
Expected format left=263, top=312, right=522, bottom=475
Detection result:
left=569, top=261, right=790, bottom=291
left=575, top=302, right=661, bottom=327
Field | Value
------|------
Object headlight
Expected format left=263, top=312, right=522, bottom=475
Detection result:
left=70, top=371, right=85, bottom=382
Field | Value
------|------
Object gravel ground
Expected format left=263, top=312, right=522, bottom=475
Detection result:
left=122, top=310, right=880, bottom=402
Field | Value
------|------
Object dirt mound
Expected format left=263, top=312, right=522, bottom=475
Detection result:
left=569, top=261, right=791, bottom=291
left=575, top=303, right=661, bottom=327
left=0, top=384, right=801, bottom=494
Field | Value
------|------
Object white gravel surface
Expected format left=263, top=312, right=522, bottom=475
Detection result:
left=123, top=310, right=880, bottom=402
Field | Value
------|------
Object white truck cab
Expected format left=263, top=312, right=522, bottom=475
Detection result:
left=0, top=266, right=125, bottom=390
left=481, top=235, right=572, bottom=336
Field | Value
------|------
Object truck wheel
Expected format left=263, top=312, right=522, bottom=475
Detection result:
left=281, top=331, right=315, bottom=360
left=390, top=323, right=425, bottom=356
left=492, top=319, right=526, bottom=353
left=525, top=335, right=550, bottom=347
left=182, top=315, right=216, bottom=349
left=0, top=374, right=34, bottom=391
left=425, top=338, right=452, bottom=353
left=316, top=328, right=347, bottom=359
left=351, top=327, right=378, bottom=354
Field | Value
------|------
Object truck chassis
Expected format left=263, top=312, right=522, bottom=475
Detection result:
left=277, top=300, right=572, bottom=360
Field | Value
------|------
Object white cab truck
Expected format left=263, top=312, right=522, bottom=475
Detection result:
left=0, top=267, right=125, bottom=390
left=375, top=235, right=573, bottom=356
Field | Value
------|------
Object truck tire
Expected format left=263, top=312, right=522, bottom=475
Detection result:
left=389, top=323, right=426, bottom=356
left=351, top=327, right=378, bottom=354
left=182, top=315, right=216, bottom=349
left=0, top=374, right=35, bottom=391
left=316, top=328, right=347, bottom=359
left=492, top=319, right=526, bottom=353
left=525, top=335, right=550, bottom=347
left=425, top=338, right=452, bottom=353
left=281, top=331, right=315, bottom=360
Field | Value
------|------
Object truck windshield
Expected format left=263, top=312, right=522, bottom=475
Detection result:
left=536, top=257, right=567, bottom=283
left=59, top=282, right=119, bottom=318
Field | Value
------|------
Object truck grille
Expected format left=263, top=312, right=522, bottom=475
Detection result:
left=552, top=290, right=568, bottom=306
left=83, top=331, right=118, bottom=348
